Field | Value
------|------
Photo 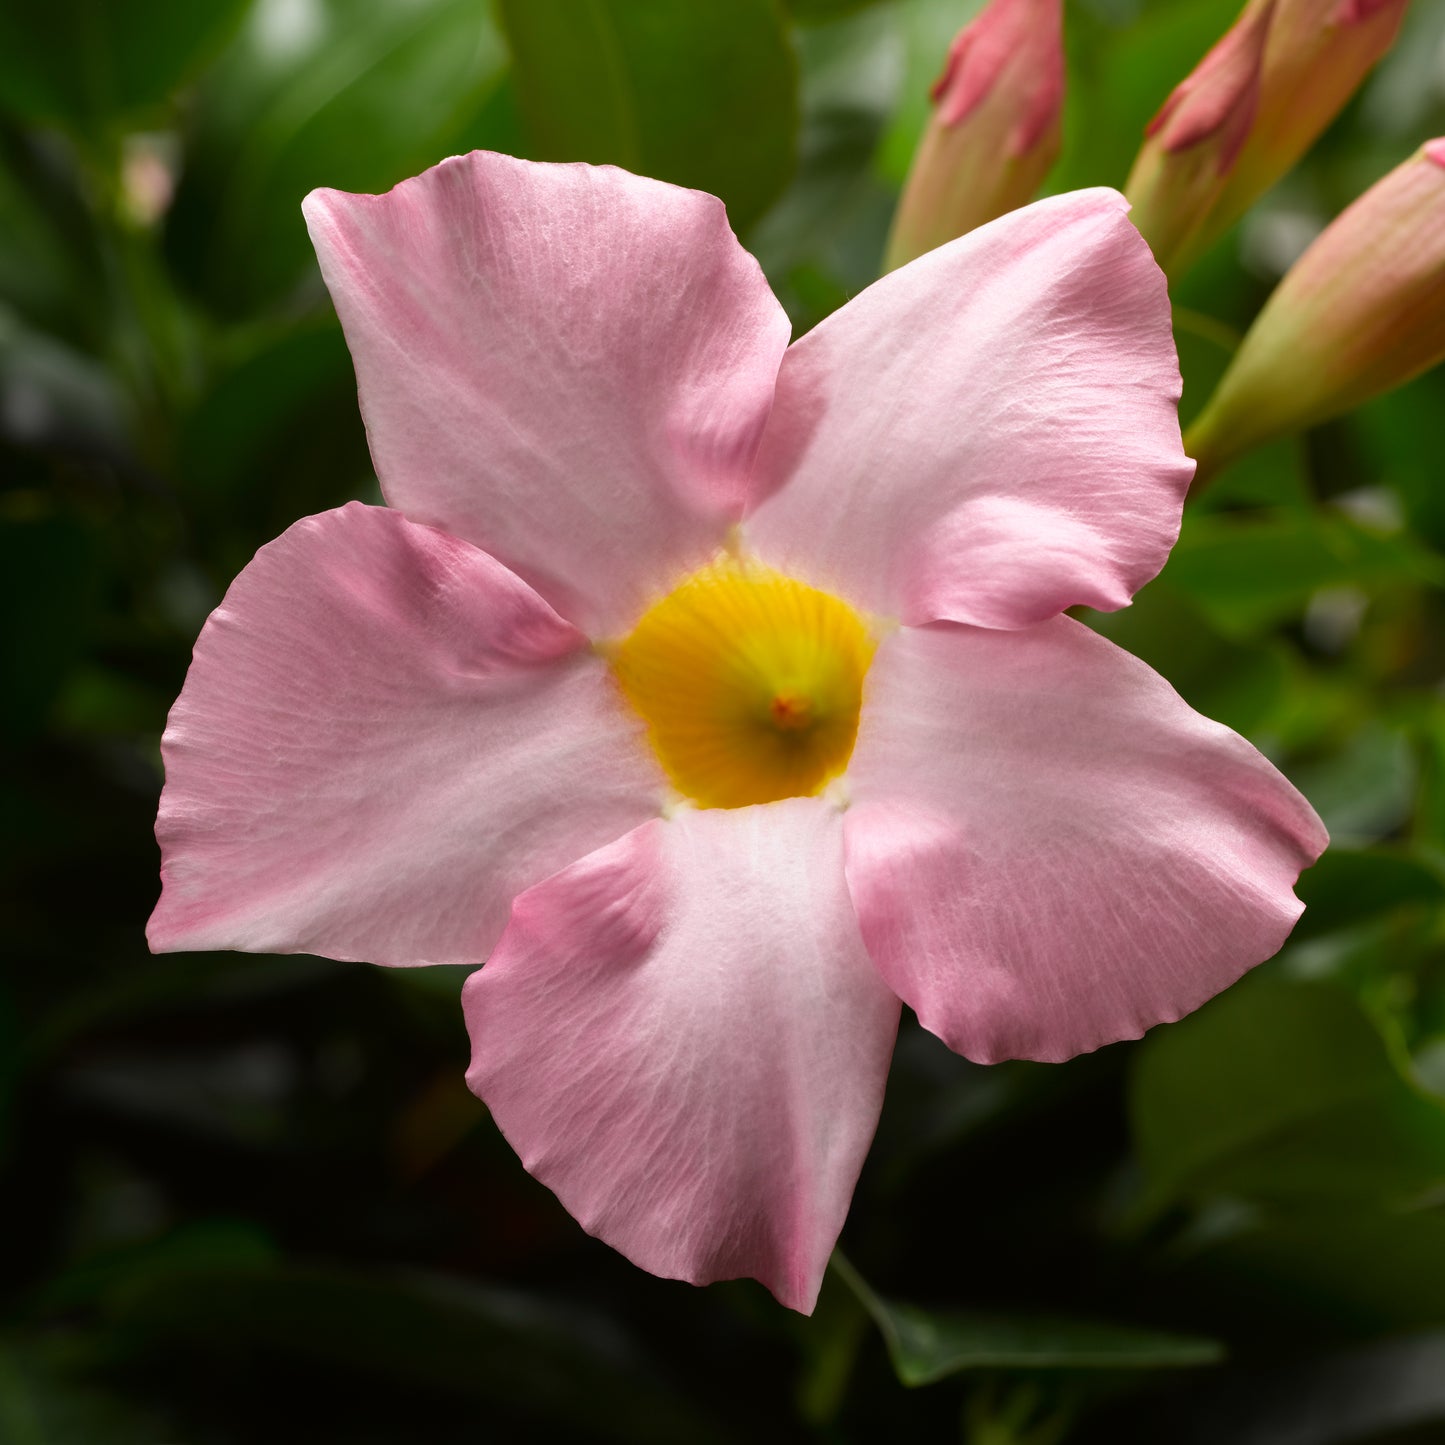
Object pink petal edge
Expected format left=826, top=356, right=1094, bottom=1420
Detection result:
left=843, top=617, right=1327, bottom=1063
left=745, top=189, right=1194, bottom=630
left=303, top=152, right=793, bottom=637
left=464, top=798, right=900, bottom=1313
left=149, top=502, right=664, bottom=965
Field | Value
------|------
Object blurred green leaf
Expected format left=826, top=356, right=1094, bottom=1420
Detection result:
left=1169, top=1332, right=1445, bottom=1445
left=498, top=0, right=798, bottom=233
left=1289, top=722, right=1417, bottom=844
left=37, top=1218, right=278, bottom=1314
left=1162, top=509, right=1445, bottom=634
left=784, top=0, right=892, bottom=21
left=0, top=135, right=107, bottom=341
left=1176, top=1209, right=1445, bottom=1335
left=1353, top=373, right=1445, bottom=553
left=0, top=506, right=106, bottom=742
left=832, top=1254, right=1223, bottom=1387
left=167, top=0, right=509, bottom=312
left=0, top=0, right=251, bottom=128
left=0, top=306, right=132, bottom=459
left=874, top=0, right=977, bottom=186
left=1051, top=0, right=1243, bottom=199
left=0, top=1339, right=168, bottom=1445
left=749, top=5, right=900, bottom=326
left=103, top=1261, right=731, bottom=1443
left=1132, top=977, right=1445, bottom=1215
left=1086, top=581, right=1291, bottom=737
left=1293, top=847, right=1445, bottom=941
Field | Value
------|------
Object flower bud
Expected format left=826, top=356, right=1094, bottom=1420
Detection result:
left=1195, top=0, right=1410, bottom=266
left=883, top=0, right=1064, bottom=272
left=1187, top=141, right=1445, bottom=483
left=1123, top=0, right=1274, bottom=277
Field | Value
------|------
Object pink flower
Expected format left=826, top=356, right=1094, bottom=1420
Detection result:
left=148, top=152, right=1326, bottom=1313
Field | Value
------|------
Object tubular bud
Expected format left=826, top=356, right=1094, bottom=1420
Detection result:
left=883, top=0, right=1064, bottom=272
left=1193, top=0, right=1410, bottom=267
left=1187, top=141, right=1445, bottom=483
left=1123, top=0, right=1274, bottom=276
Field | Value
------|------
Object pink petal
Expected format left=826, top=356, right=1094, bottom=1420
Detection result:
left=745, top=190, right=1194, bottom=629
left=149, top=503, right=664, bottom=965
left=464, top=798, right=900, bottom=1313
left=843, top=618, right=1327, bottom=1063
left=303, top=153, right=792, bottom=636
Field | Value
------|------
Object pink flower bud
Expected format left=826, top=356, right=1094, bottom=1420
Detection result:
left=1123, top=0, right=1274, bottom=276
left=1199, top=0, right=1410, bottom=260
left=883, top=0, right=1064, bottom=271
left=1187, top=141, right=1445, bottom=482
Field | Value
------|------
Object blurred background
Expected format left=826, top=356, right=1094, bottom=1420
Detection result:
left=4, top=0, right=1445, bottom=1440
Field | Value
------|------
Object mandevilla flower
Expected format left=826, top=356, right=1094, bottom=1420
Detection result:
left=1189, top=139, right=1445, bottom=482
left=883, top=0, right=1064, bottom=271
left=149, top=152, right=1326, bottom=1312
left=1124, top=0, right=1274, bottom=276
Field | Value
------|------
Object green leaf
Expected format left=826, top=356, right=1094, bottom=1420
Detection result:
left=1293, top=847, right=1445, bottom=941
left=748, top=5, right=901, bottom=327
left=1172, top=1209, right=1445, bottom=1335
left=1049, top=0, right=1244, bottom=201
left=1288, top=723, right=1417, bottom=845
left=0, top=1339, right=167, bottom=1445
left=783, top=0, right=893, bottom=21
left=875, top=0, right=980, bottom=187
left=1177, top=1332, right=1445, bottom=1445
left=104, top=1261, right=731, bottom=1444
left=831, top=1254, right=1223, bottom=1387
left=1161, top=509, right=1445, bottom=635
left=1131, top=977, right=1445, bottom=1215
left=1085, top=581, right=1290, bottom=737
left=498, top=0, right=798, bottom=233
left=0, top=139, right=107, bottom=340
left=167, top=0, right=510, bottom=312
left=0, top=503, right=107, bottom=742
left=0, top=0, right=251, bottom=128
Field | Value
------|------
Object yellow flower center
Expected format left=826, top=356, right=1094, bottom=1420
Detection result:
left=612, top=558, right=875, bottom=810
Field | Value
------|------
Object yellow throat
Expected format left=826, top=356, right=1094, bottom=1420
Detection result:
left=612, top=558, right=875, bottom=810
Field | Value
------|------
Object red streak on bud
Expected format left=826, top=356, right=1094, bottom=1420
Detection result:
left=929, top=0, right=1063, bottom=156
left=1336, top=0, right=1403, bottom=21
left=1427, top=138, right=1445, bottom=169
left=1146, top=0, right=1275, bottom=169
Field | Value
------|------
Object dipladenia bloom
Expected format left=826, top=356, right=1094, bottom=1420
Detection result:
left=149, top=153, right=1326, bottom=1312
left=1189, top=139, right=1445, bottom=481
left=883, top=0, right=1064, bottom=271
left=1124, top=0, right=1274, bottom=275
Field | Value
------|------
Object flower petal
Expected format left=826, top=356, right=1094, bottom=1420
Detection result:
left=843, top=618, right=1327, bottom=1063
left=303, top=152, right=793, bottom=636
left=149, top=503, right=664, bottom=965
left=463, top=798, right=900, bottom=1313
left=745, top=189, right=1193, bottom=629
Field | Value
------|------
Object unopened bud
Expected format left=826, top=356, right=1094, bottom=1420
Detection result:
left=1195, top=0, right=1410, bottom=266
left=883, top=0, right=1064, bottom=272
left=1188, top=141, right=1445, bottom=483
left=1123, top=0, right=1274, bottom=276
